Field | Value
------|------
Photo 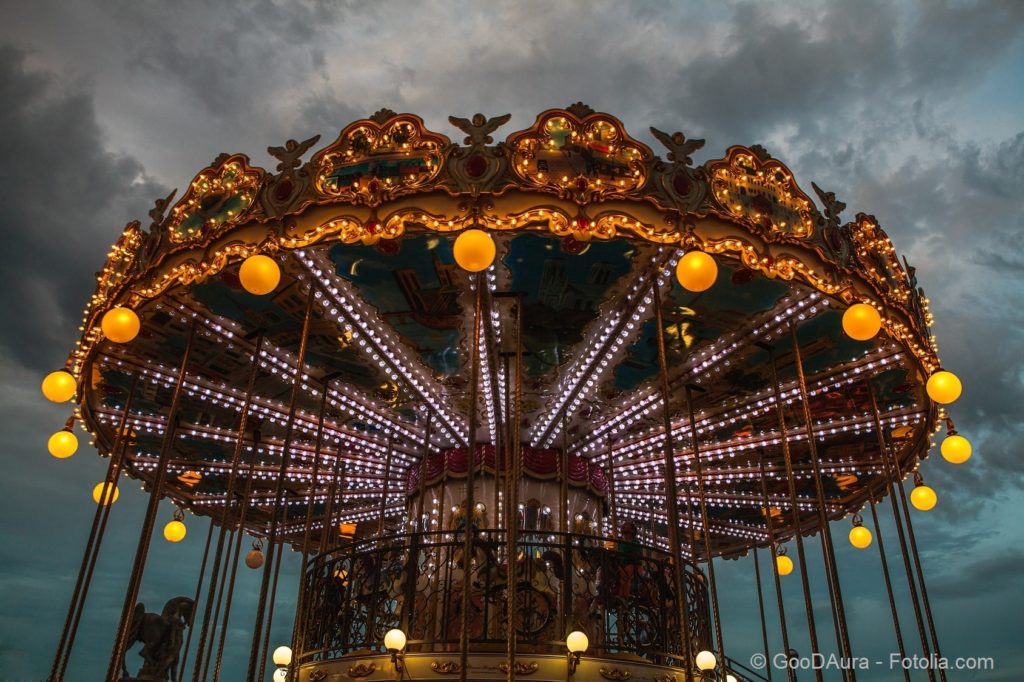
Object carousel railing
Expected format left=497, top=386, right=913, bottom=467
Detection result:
left=298, top=529, right=711, bottom=668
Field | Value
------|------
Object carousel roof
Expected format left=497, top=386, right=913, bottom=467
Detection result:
left=69, top=105, right=941, bottom=558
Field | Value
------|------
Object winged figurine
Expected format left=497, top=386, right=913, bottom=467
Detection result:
left=448, top=113, right=512, bottom=146
left=268, top=134, right=322, bottom=172
left=147, top=189, right=177, bottom=230
left=811, top=182, right=847, bottom=225
left=650, top=127, right=705, bottom=166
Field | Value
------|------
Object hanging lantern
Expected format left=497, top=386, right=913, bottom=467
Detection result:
left=239, top=254, right=281, bottom=295
left=93, top=481, right=120, bottom=505
left=910, top=480, right=937, bottom=511
left=675, top=250, right=718, bottom=292
left=941, top=433, right=972, bottom=464
left=246, top=540, right=265, bottom=569
left=273, top=645, right=293, bottom=666
left=41, top=370, right=77, bottom=403
left=48, top=429, right=78, bottom=459
left=776, top=553, right=794, bottom=576
left=849, top=524, right=872, bottom=550
left=163, top=508, right=187, bottom=543
left=101, top=307, right=141, bottom=344
left=926, top=370, right=962, bottom=405
left=452, top=229, right=496, bottom=272
left=842, top=302, right=881, bottom=341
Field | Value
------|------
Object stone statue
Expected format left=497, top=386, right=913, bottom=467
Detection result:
left=120, top=596, right=195, bottom=681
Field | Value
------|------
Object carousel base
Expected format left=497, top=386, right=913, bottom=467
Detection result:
left=298, top=651, right=684, bottom=682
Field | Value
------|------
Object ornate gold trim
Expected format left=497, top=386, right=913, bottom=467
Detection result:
left=599, top=667, right=633, bottom=681
left=499, top=661, right=539, bottom=675
left=430, top=660, right=463, bottom=674
left=347, top=662, right=376, bottom=678
left=309, top=670, right=328, bottom=681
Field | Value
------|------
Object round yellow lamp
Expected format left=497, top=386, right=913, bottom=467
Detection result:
left=272, top=668, right=287, bottom=682
left=910, top=484, right=937, bottom=511
left=101, top=307, right=141, bottom=344
left=566, top=630, right=589, bottom=653
left=842, top=303, right=881, bottom=341
left=42, top=370, right=77, bottom=403
left=272, top=645, right=293, bottom=666
left=453, top=229, right=496, bottom=272
left=776, top=554, right=794, bottom=576
left=675, top=251, right=718, bottom=292
left=93, top=482, right=120, bottom=505
left=48, top=429, right=78, bottom=459
left=849, top=525, right=873, bottom=549
left=239, top=254, right=281, bottom=295
left=383, top=628, right=407, bottom=652
left=926, top=370, right=962, bottom=405
left=163, top=519, right=187, bottom=543
left=695, top=649, right=717, bottom=671
left=941, top=434, right=972, bottom=464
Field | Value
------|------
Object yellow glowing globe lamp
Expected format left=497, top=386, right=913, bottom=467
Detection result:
left=776, top=554, right=794, bottom=576
left=93, top=482, right=120, bottom=505
left=239, top=254, right=281, bottom=295
left=453, top=229, right=496, bottom=272
left=695, top=649, right=717, bottom=671
left=675, top=251, right=718, bottom=292
left=383, top=628, right=407, bottom=652
left=566, top=630, right=589, bottom=654
left=910, top=484, right=937, bottom=511
left=273, top=668, right=287, bottom=682
left=926, top=370, right=962, bottom=405
left=842, top=303, right=882, bottom=341
left=941, top=434, right=972, bottom=464
left=273, top=645, right=293, bottom=666
left=101, top=307, right=141, bottom=344
left=849, top=525, right=872, bottom=549
left=42, top=370, right=77, bottom=403
left=163, top=519, right=187, bottom=543
left=48, top=429, right=78, bottom=459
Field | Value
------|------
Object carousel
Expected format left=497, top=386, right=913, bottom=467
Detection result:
left=42, top=104, right=968, bottom=682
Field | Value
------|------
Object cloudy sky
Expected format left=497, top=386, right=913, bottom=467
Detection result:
left=1, top=1, right=1022, bottom=680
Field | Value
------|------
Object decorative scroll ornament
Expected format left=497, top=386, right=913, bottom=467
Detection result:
left=347, top=662, right=377, bottom=677
left=309, top=670, right=328, bottom=681
left=262, top=134, right=321, bottom=216
left=165, top=154, right=264, bottom=244
left=650, top=127, right=706, bottom=210
left=499, top=661, right=539, bottom=675
left=599, top=667, right=633, bottom=681
left=706, top=146, right=814, bottom=238
left=431, top=660, right=463, bottom=674
left=446, top=112, right=512, bottom=188
left=312, top=113, right=449, bottom=205
left=653, top=674, right=678, bottom=682
left=507, top=107, right=653, bottom=203
left=811, top=181, right=853, bottom=269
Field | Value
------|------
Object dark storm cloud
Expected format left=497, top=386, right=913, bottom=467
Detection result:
left=0, top=46, right=165, bottom=370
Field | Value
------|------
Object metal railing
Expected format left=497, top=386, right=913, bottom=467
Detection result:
left=299, top=529, right=711, bottom=668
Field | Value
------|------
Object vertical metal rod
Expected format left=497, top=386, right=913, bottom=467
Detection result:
left=683, top=385, right=726, bottom=671
left=606, top=438, right=617, bottom=543
left=504, top=294, right=523, bottom=682
left=789, top=323, right=854, bottom=679
left=651, top=279, right=695, bottom=680
left=259, top=503, right=289, bottom=675
left=107, top=321, right=197, bottom=681
left=289, top=381, right=332, bottom=678
left=752, top=547, right=774, bottom=682
left=766, top=347, right=822, bottom=682
left=460, top=272, right=483, bottom=682
left=199, top=525, right=237, bottom=682
left=318, top=452, right=344, bottom=556
left=868, top=491, right=911, bottom=682
left=416, top=412, right=431, bottom=529
left=211, top=426, right=266, bottom=681
left=866, top=384, right=938, bottom=682
left=191, top=334, right=264, bottom=682
left=756, top=447, right=794, bottom=682
left=53, top=374, right=140, bottom=681
left=247, top=292, right=315, bottom=682
left=176, top=516, right=215, bottom=681
left=378, top=435, right=394, bottom=536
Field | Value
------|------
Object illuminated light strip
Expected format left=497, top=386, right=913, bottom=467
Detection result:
left=575, top=290, right=825, bottom=454
left=298, top=250, right=467, bottom=445
left=530, top=249, right=672, bottom=447
left=144, top=297, right=424, bottom=444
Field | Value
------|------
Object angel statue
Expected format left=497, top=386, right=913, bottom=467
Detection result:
left=120, top=596, right=195, bottom=681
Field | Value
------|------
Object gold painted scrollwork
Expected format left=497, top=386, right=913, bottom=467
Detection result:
left=430, top=660, right=463, bottom=674
left=599, top=667, right=633, bottom=681
left=309, top=670, right=328, bottom=681
left=347, top=662, right=376, bottom=678
left=499, top=661, right=539, bottom=675
left=165, top=154, right=265, bottom=244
